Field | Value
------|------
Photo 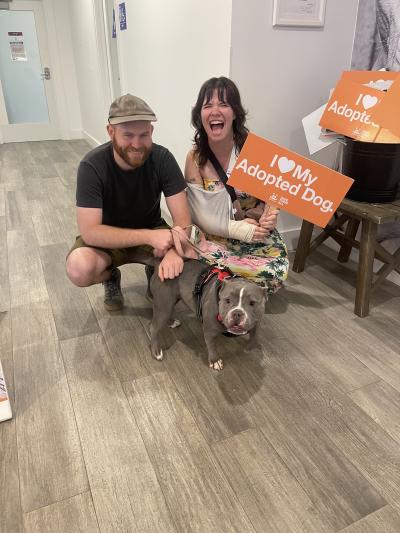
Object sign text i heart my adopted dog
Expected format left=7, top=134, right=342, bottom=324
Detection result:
left=319, top=78, right=384, bottom=142
left=227, top=132, right=354, bottom=228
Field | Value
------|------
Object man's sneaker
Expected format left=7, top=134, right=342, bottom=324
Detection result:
left=145, top=265, right=154, bottom=301
left=103, top=267, right=124, bottom=311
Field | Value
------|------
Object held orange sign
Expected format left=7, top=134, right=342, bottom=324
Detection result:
left=370, top=75, right=400, bottom=137
left=341, top=70, right=399, bottom=85
left=227, top=133, right=354, bottom=228
left=319, top=78, right=383, bottom=141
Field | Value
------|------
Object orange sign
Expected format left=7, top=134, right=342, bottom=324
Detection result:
left=370, top=75, right=400, bottom=137
left=341, top=70, right=399, bottom=85
left=227, top=132, right=354, bottom=228
left=319, top=78, right=384, bottom=141
left=375, top=127, right=400, bottom=143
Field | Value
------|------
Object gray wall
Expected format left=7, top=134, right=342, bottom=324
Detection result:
left=230, top=0, right=359, bottom=239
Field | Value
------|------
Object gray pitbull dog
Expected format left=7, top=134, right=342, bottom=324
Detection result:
left=149, top=259, right=266, bottom=370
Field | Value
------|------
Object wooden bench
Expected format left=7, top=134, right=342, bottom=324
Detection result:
left=292, top=197, right=400, bottom=317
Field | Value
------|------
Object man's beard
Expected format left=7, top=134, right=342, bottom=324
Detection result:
left=112, top=140, right=152, bottom=169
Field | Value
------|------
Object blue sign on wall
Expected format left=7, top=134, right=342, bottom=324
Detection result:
left=119, top=2, right=127, bottom=31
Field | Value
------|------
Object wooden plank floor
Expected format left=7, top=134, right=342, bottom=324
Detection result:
left=1, top=140, right=400, bottom=532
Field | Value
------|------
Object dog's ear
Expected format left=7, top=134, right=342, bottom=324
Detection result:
left=257, top=285, right=267, bottom=297
left=261, top=290, right=267, bottom=307
left=217, top=278, right=235, bottom=299
left=256, top=285, right=267, bottom=305
left=218, top=278, right=229, bottom=293
left=248, top=285, right=267, bottom=308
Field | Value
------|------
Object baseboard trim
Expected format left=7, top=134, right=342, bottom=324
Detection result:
left=81, top=130, right=102, bottom=148
left=62, top=129, right=86, bottom=141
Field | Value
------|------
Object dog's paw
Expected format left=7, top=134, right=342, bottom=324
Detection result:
left=209, top=358, right=224, bottom=371
left=169, top=318, right=181, bottom=329
left=154, top=349, right=164, bottom=361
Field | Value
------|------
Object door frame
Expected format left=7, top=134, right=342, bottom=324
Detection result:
left=102, top=0, right=121, bottom=101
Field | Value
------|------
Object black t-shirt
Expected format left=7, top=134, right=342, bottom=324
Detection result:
left=76, top=142, right=186, bottom=229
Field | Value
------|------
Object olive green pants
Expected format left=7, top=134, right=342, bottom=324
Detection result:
left=67, top=223, right=170, bottom=268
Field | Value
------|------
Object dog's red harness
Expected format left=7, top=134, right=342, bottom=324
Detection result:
left=193, top=265, right=234, bottom=320
left=201, top=266, right=232, bottom=287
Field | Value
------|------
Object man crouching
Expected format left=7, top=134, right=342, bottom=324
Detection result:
left=66, top=93, right=191, bottom=308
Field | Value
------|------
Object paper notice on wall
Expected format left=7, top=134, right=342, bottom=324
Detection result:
left=8, top=31, right=27, bottom=61
left=279, top=0, right=319, bottom=17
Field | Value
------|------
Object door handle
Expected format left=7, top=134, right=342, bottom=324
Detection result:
left=40, top=67, right=51, bottom=80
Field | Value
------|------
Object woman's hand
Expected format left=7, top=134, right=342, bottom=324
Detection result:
left=259, top=206, right=279, bottom=231
left=243, top=218, right=269, bottom=242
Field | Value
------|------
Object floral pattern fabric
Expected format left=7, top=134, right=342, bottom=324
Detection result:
left=199, top=229, right=289, bottom=294
left=197, top=160, right=289, bottom=293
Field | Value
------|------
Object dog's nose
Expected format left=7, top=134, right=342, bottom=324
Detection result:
left=231, top=309, right=244, bottom=323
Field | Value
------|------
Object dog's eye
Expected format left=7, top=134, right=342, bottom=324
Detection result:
left=225, top=298, right=231, bottom=304
left=249, top=300, right=256, bottom=306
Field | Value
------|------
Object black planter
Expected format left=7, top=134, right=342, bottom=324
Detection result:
left=342, top=137, right=400, bottom=203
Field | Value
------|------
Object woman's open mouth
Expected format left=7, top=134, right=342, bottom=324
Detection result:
left=209, top=120, right=224, bottom=133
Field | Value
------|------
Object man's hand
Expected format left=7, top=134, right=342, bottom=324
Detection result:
left=158, top=248, right=184, bottom=282
left=149, top=228, right=174, bottom=257
left=170, top=226, right=204, bottom=259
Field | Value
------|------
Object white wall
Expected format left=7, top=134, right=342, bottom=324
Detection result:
left=68, top=0, right=111, bottom=145
left=116, top=0, right=232, bottom=169
left=231, top=0, right=359, bottom=247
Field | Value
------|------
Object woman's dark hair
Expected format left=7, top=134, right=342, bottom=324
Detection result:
left=191, top=76, right=248, bottom=167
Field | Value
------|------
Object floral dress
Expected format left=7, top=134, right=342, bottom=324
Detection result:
left=199, top=178, right=289, bottom=294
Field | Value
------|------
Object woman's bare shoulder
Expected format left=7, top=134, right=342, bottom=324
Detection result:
left=184, top=150, right=203, bottom=184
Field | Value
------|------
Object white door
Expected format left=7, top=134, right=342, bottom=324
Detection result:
left=0, top=1, right=59, bottom=143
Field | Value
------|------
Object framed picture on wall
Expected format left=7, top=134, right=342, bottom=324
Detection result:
left=273, top=0, right=326, bottom=27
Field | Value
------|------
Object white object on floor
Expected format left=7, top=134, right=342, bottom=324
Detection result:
left=0, top=360, right=12, bottom=422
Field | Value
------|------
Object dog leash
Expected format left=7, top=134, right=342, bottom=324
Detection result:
left=169, top=225, right=238, bottom=271
left=169, top=225, right=209, bottom=260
